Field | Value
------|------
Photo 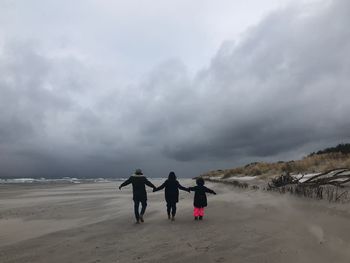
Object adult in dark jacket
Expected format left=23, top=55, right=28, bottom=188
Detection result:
left=119, top=169, right=156, bottom=224
left=153, top=171, right=189, bottom=221
left=189, top=177, right=216, bottom=220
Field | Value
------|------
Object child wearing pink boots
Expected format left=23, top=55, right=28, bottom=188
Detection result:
left=189, top=178, right=216, bottom=220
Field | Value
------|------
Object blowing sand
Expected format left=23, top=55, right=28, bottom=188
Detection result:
left=1, top=180, right=350, bottom=263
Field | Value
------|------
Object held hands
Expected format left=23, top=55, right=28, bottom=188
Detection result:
left=152, top=187, right=157, bottom=192
left=119, top=186, right=122, bottom=190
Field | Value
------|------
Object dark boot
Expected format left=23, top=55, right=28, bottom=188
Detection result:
left=199, top=216, right=203, bottom=220
left=139, top=214, right=144, bottom=223
left=194, top=217, right=198, bottom=220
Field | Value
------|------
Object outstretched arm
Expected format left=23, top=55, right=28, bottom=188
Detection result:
left=119, top=178, right=132, bottom=190
left=145, top=178, right=156, bottom=189
left=188, top=186, right=196, bottom=192
left=153, top=182, right=166, bottom=192
left=204, top=186, right=216, bottom=195
left=177, top=181, right=190, bottom=192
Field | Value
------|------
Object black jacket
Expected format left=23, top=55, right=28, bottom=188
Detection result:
left=120, top=175, right=155, bottom=201
left=154, top=179, right=189, bottom=203
left=189, top=185, right=216, bottom=208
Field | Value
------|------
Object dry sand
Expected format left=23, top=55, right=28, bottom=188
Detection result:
left=1, top=179, right=350, bottom=263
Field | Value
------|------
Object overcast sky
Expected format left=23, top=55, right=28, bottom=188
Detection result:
left=1, top=0, right=349, bottom=178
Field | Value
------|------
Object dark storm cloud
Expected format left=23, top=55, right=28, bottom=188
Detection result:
left=155, top=0, right=350, bottom=161
left=1, top=0, right=350, bottom=178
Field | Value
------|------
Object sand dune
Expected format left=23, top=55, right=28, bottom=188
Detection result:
left=1, top=180, right=350, bottom=263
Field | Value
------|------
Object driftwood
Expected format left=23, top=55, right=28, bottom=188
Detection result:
left=268, top=168, right=350, bottom=202
left=269, top=168, right=350, bottom=188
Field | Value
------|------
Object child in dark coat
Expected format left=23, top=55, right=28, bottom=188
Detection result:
left=189, top=177, right=216, bottom=220
left=153, top=171, right=189, bottom=221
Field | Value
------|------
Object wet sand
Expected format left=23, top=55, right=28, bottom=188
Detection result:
left=1, top=180, right=350, bottom=263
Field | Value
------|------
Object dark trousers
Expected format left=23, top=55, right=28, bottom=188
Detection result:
left=166, top=202, right=177, bottom=217
left=134, top=200, right=147, bottom=220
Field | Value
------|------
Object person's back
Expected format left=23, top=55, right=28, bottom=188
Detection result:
left=163, top=179, right=180, bottom=201
left=128, top=175, right=151, bottom=201
left=191, top=185, right=210, bottom=208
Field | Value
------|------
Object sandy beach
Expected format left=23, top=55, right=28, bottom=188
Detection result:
left=1, top=179, right=350, bottom=263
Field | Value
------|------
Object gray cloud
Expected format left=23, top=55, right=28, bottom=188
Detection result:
left=156, top=0, right=350, bottom=162
left=1, top=0, right=349, bottom=178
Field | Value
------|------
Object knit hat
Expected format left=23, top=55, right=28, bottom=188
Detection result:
left=135, top=168, right=143, bottom=175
